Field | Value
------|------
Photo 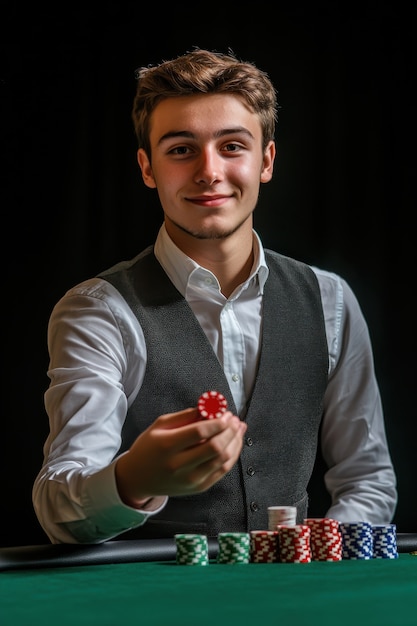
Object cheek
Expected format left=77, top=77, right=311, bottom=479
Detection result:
left=152, top=167, right=185, bottom=207
left=228, top=160, right=263, bottom=187
left=152, top=161, right=188, bottom=190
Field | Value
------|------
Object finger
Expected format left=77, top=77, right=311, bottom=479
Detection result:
left=165, top=411, right=242, bottom=453
left=170, top=415, right=244, bottom=469
left=154, top=407, right=200, bottom=429
left=178, top=431, right=245, bottom=492
left=155, top=408, right=235, bottom=437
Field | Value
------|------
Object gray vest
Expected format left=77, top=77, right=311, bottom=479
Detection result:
left=99, top=246, right=328, bottom=538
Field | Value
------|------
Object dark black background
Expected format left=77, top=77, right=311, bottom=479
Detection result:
left=1, top=2, right=415, bottom=546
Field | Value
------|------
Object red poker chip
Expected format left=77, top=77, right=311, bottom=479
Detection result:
left=197, top=391, right=228, bottom=420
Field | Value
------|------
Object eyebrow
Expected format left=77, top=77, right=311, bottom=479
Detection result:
left=157, top=126, right=255, bottom=146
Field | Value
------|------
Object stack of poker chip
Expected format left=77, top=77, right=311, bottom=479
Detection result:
left=278, top=524, right=312, bottom=563
left=372, top=524, right=398, bottom=559
left=217, top=532, right=251, bottom=564
left=267, top=505, right=297, bottom=530
left=303, top=517, right=343, bottom=561
left=249, top=530, right=280, bottom=563
left=339, top=521, right=374, bottom=560
left=175, top=534, right=209, bottom=565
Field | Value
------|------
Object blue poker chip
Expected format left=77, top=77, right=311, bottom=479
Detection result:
left=372, top=524, right=398, bottom=559
left=339, top=521, right=374, bottom=560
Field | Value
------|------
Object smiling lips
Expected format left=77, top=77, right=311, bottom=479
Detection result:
left=186, top=194, right=231, bottom=207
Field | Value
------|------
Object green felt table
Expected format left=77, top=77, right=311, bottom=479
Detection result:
left=1, top=538, right=416, bottom=626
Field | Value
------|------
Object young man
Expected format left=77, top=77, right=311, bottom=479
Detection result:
left=33, top=48, right=397, bottom=544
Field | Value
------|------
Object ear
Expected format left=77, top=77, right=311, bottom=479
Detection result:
left=260, top=140, right=276, bottom=183
left=137, top=149, right=157, bottom=189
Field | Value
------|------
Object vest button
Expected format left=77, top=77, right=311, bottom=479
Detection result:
left=246, top=437, right=253, bottom=446
left=247, top=466, right=255, bottom=476
left=250, top=501, right=259, bottom=512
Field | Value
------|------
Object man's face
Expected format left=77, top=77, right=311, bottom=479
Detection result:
left=137, top=93, right=275, bottom=244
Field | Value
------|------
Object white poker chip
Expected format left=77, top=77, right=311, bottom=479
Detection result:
left=197, top=391, right=228, bottom=419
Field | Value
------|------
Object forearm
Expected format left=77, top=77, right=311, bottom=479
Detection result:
left=325, top=465, right=397, bottom=524
left=32, top=459, right=167, bottom=544
left=321, top=378, right=397, bottom=524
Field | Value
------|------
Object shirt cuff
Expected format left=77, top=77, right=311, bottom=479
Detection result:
left=73, top=459, right=167, bottom=543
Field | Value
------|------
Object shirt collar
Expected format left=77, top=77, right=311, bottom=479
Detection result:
left=154, top=223, right=269, bottom=297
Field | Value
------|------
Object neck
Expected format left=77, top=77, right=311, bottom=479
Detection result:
left=165, top=220, right=255, bottom=298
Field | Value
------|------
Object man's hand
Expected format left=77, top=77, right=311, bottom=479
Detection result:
left=115, top=407, right=247, bottom=508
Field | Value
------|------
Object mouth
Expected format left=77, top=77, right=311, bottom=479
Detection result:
left=185, top=195, right=231, bottom=208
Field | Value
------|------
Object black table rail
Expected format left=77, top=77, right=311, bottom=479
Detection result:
left=1, top=533, right=416, bottom=572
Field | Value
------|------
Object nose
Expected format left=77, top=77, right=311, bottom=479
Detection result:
left=194, top=148, right=222, bottom=185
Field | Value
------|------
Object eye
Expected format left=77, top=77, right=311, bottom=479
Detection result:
left=222, top=142, right=243, bottom=153
left=169, top=145, right=192, bottom=155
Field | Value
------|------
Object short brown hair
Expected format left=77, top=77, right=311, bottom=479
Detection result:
left=132, top=48, right=278, bottom=157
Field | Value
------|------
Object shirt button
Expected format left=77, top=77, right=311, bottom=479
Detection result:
left=246, top=437, right=253, bottom=446
left=204, top=277, right=213, bottom=285
left=250, top=501, right=259, bottom=512
left=232, top=374, right=240, bottom=382
left=247, top=466, right=255, bottom=476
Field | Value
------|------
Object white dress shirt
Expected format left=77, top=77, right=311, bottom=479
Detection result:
left=32, top=225, right=397, bottom=543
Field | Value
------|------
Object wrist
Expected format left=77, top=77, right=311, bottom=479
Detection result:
left=115, top=454, right=153, bottom=508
